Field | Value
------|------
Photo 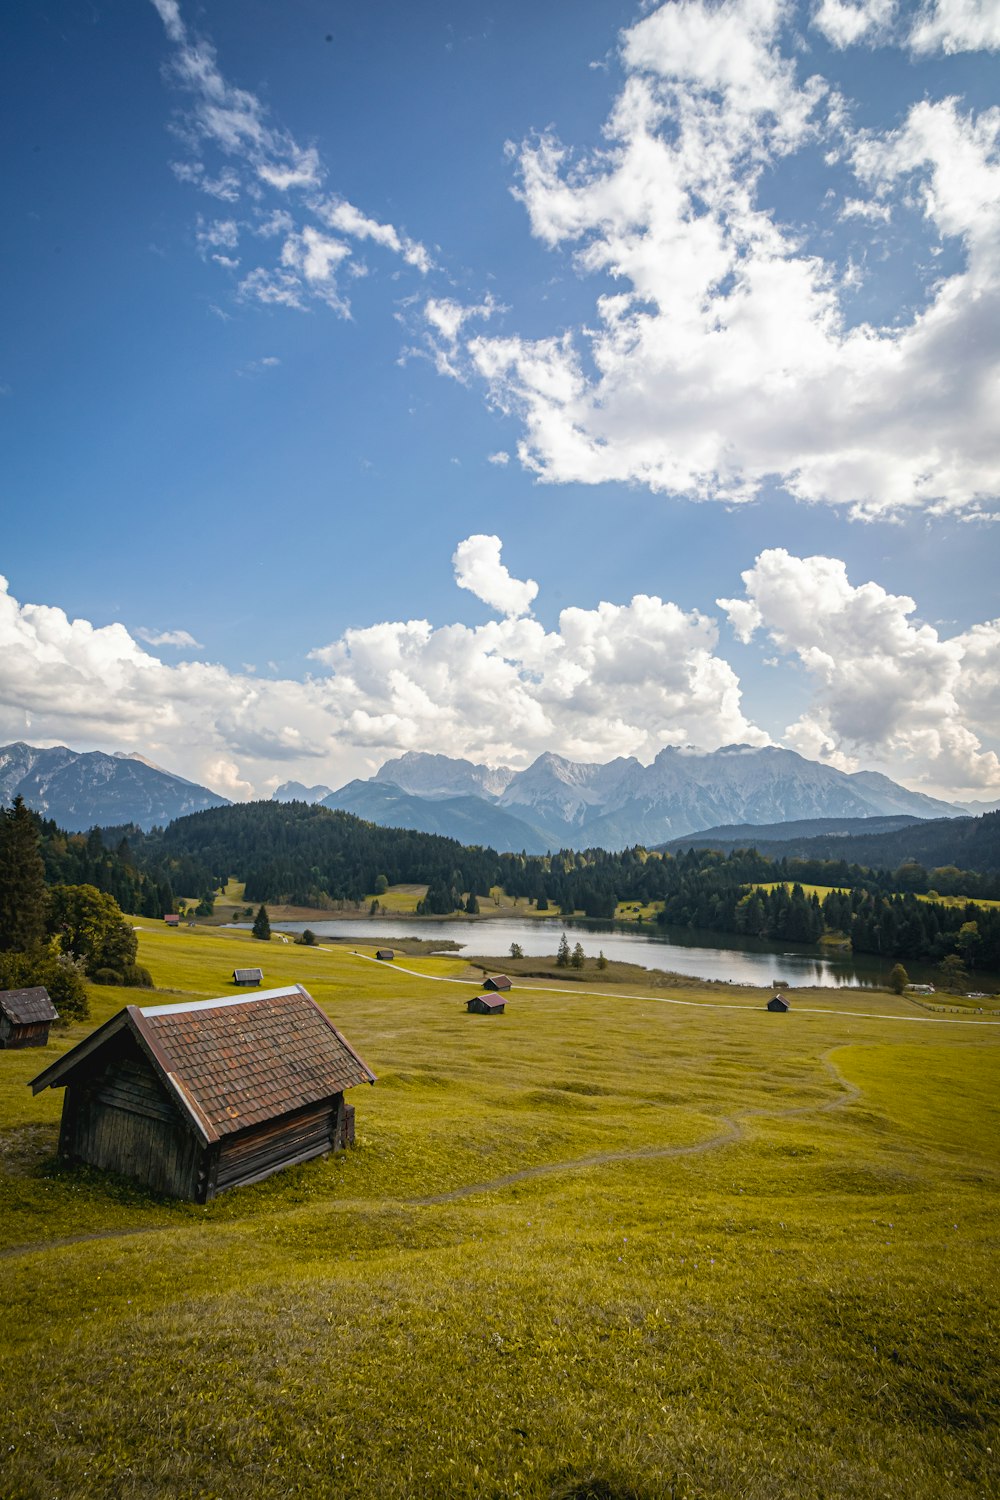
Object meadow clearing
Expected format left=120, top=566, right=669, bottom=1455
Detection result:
left=1, top=923, right=998, bottom=1499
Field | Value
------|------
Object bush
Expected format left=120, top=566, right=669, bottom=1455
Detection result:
left=296, top=930, right=318, bottom=946
left=123, top=964, right=154, bottom=988
left=92, top=968, right=124, bottom=986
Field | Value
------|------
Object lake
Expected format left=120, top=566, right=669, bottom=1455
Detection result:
left=263, top=914, right=896, bottom=988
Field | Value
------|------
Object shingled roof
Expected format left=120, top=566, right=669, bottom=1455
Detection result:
left=0, top=987, right=59, bottom=1026
left=30, top=986, right=375, bottom=1143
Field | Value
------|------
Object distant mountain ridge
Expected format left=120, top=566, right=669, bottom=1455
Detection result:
left=318, top=745, right=964, bottom=852
left=0, top=742, right=229, bottom=831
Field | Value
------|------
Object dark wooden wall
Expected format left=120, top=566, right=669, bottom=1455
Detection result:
left=0, top=1017, right=51, bottom=1049
left=59, top=1038, right=203, bottom=1200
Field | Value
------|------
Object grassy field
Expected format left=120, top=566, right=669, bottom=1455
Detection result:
left=1, top=924, right=998, bottom=1499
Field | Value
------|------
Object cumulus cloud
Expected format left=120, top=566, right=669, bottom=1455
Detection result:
left=812, top=0, right=896, bottom=48
left=719, top=549, right=1000, bottom=795
left=452, top=535, right=539, bottom=618
left=136, top=628, right=204, bottom=650
left=442, top=0, right=1000, bottom=519
left=910, top=0, right=1000, bottom=54
left=0, top=546, right=766, bottom=797
left=149, top=0, right=430, bottom=315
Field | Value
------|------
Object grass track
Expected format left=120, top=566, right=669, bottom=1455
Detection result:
left=1, top=923, right=998, bottom=1498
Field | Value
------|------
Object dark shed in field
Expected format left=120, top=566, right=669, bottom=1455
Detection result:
left=164, top=914, right=180, bottom=926
left=28, top=986, right=375, bottom=1202
left=467, top=994, right=506, bottom=1015
left=767, top=995, right=790, bottom=1012
left=232, top=967, right=263, bottom=986
left=0, top=988, right=59, bottom=1049
left=375, top=949, right=394, bottom=961
left=483, top=975, right=512, bottom=992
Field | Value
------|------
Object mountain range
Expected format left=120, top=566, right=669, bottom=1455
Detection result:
left=1, top=740, right=987, bottom=851
left=314, top=746, right=965, bottom=853
left=0, top=743, right=229, bottom=831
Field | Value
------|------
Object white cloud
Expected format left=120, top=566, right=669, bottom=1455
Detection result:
left=449, top=0, right=1000, bottom=520
left=452, top=535, right=539, bottom=618
left=487, top=450, right=510, bottom=466
left=910, top=0, right=1000, bottom=54
left=0, top=549, right=765, bottom=797
left=812, top=0, right=896, bottom=49
left=719, top=549, right=1000, bottom=796
left=136, top=628, right=204, bottom=650
left=150, top=0, right=430, bottom=315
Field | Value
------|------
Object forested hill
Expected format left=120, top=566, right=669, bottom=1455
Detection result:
left=123, top=800, right=504, bottom=907
left=662, top=810, right=1000, bottom=873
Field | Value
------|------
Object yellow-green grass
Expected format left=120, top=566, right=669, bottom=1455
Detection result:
left=366, top=882, right=429, bottom=912
left=1, top=925, right=998, bottom=1499
left=915, top=892, right=1000, bottom=910
left=613, top=899, right=663, bottom=922
left=752, top=881, right=846, bottom=900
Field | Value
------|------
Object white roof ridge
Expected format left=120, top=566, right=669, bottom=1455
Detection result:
left=138, top=984, right=307, bottom=1018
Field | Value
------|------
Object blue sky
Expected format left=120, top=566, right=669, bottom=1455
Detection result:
left=2, top=0, right=998, bottom=803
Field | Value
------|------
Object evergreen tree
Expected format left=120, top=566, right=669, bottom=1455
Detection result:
left=597, top=950, right=608, bottom=970
left=556, top=932, right=571, bottom=967
left=252, top=904, right=271, bottom=941
left=571, top=941, right=585, bottom=968
left=0, top=797, right=48, bottom=952
left=888, top=963, right=909, bottom=994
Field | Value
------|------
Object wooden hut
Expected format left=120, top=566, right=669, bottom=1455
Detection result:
left=0, top=987, right=59, bottom=1049
left=29, top=986, right=375, bottom=1203
left=375, top=949, right=394, bottom=961
left=466, top=994, right=506, bottom=1015
left=483, top=974, right=512, bottom=992
left=232, top=967, right=263, bottom=986
left=164, top=914, right=180, bottom=926
left=767, top=995, right=790, bottom=1012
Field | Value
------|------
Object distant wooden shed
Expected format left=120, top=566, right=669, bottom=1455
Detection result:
left=375, top=949, right=394, bottom=961
left=232, top=967, right=263, bottom=986
left=164, top=914, right=180, bottom=926
left=29, top=986, right=375, bottom=1202
left=467, top=994, right=506, bottom=1015
left=0, top=987, right=59, bottom=1049
left=483, top=974, right=512, bottom=992
left=767, top=995, right=790, bottom=1012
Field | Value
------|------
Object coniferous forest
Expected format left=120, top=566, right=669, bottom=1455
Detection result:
left=4, top=798, right=999, bottom=975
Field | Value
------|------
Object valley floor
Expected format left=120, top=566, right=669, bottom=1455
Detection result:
left=1, top=925, right=998, bottom=1499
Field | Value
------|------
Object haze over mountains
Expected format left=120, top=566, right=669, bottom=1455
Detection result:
left=0, top=743, right=229, bottom=831
left=316, top=746, right=966, bottom=853
left=3, top=740, right=992, bottom=851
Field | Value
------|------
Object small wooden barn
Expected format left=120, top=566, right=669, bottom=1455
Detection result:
left=164, top=914, right=180, bottom=927
left=375, top=949, right=394, bottom=961
left=467, top=994, right=506, bottom=1015
left=483, top=974, right=512, bottom=992
left=767, top=995, right=790, bottom=1012
left=0, top=987, right=59, bottom=1049
left=29, top=985, right=375, bottom=1202
left=232, top=967, right=263, bottom=986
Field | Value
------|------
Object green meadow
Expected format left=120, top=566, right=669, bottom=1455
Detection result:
left=1, top=923, right=998, bottom=1499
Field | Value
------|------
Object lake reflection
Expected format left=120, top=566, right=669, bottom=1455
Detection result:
left=267, top=914, right=889, bottom=988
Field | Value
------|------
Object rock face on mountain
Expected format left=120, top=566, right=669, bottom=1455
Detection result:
left=0, top=743, right=229, bottom=831
left=324, top=745, right=962, bottom=852
left=272, top=781, right=336, bottom=804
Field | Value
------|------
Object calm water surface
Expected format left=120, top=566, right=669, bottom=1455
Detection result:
left=265, top=915, right=894, bottom=988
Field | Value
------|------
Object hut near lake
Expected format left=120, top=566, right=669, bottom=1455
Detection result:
left=29, top=986, right=375, bottom=1203
left=232, top=967, right=263, bottom=986
left=0, top=987, right=59, bottom=1049
left=767, top=995, right=790, bottom=1012
left=483, top=975, right=512, bottom=992
left=467, top=994, right=506, bottom=1015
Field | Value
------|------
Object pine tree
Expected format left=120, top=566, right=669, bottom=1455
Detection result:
left=252, top=904, right=271, bottom=941
left=556, top=932, right=571, bottom=967
left=571, top=941, right=585, bottom=968
left=0, top=797, right=48, bottom=952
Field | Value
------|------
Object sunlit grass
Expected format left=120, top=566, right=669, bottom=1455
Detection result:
left=1, top=923, right=998, bottom=1498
